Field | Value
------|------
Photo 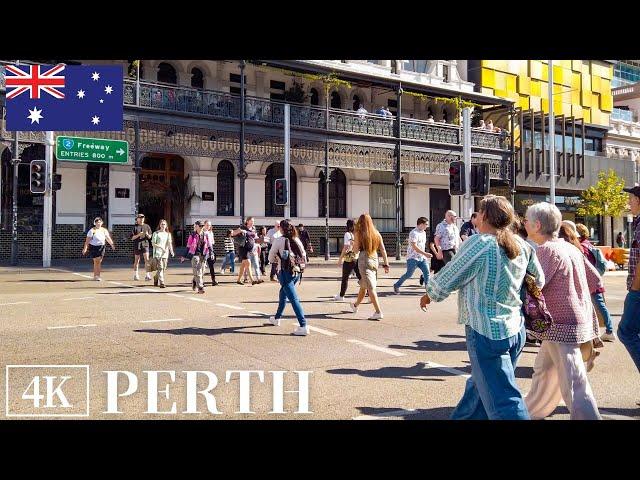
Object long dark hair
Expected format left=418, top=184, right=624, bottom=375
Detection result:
left=479, top=195, right=520, bottom=260
left=346, top=219, right=355, bottom=233
left=280, top=219, right=303, bottom=257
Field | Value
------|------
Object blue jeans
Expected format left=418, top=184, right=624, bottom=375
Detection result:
left=592, top=292, right=614, bottom=333
left=221, top=252, right=235, bottom=273
left=274, top=270, right=306, bottom=327
left=394, top=258, right=430, bottom=289
left=451, top=324, right=530, bottom=420
left=618, top=290, right=640, bottom=373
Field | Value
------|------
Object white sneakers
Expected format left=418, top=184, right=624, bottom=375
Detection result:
left=601, top=331, right=617, bottom=342
left=93, top=276, right=102, bottom=281
left=133, top=273, right=140, bottom=281
left=350, top=302, right=359, bottom=313
left=333, top=295, right=345, bottom=302
left=268, top=316, right=281, bottom=327
left=145, top=273, right=152, bottom=281
left=293, top=326, right=310, bottom=336
left=368, top=312, right=384, bottom=320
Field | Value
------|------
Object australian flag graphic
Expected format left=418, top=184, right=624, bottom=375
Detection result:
left=4, top=64, right=124, bottom=131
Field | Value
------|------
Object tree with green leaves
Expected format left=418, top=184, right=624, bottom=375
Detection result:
left=576, top=169, right=628, bottom=246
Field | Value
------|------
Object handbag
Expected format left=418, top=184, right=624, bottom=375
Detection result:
left=521, top=273, right=554, bottom=334
left=146, top=257, right=159, bottom=273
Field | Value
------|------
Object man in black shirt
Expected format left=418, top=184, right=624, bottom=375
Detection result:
left=131, top=213, right=153, bottom=281
left=460, top=212, right=479, bottom=242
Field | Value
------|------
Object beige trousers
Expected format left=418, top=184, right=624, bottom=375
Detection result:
left=525, top=341, right=601, bottom=420
left=154, top=257, right=168, bottom=285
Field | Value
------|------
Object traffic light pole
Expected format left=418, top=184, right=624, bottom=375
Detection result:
left=11, top=133, right=19, bottom=266
left=284, top=104, right=290, bottom=220
left=42, top=131, right=54, bottom=268
left=462, top=107, right=473, bottom=220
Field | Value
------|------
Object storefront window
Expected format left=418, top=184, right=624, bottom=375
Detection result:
left=369, top=171, right=403, bottom=233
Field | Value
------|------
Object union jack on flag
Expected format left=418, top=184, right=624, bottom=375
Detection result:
left=4, top=63, right=123, bottom=132
left=5, top=64, right=66, bottom=100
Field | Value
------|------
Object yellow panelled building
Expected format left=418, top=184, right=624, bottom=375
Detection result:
left=478, top=60, right=613, bottom=126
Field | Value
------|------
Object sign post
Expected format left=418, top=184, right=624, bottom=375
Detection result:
left=56, top=136, right=129, bottom=164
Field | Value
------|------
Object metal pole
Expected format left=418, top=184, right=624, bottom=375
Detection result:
left=510, top=107, right=516, bottom=206
left=239, top=60, right=246, bottom=223
left=11, top=133, right=19, bottom=266
left=395, top=87, right=403, bottom=260
left=42, top=131, right=54, bottom=268
left=549, top=60, right=556, bottom=205
left=133, top=119, right=140, bottom=216
left=324, top=88, right=330, bottom=261
left=284, top=103, right=290, bottom=220
left=136, top=60, right=140, bottom=107
left=462, top=107, right=472, bottom=220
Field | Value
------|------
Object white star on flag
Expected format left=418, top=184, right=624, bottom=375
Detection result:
left=27, top=107, right=43, bottom=124
left=77, top=89, right=86, bottom=99
left=91, top=72, right=100, bottom=81
left=104, top=85, right=113, bottom=94
left=91, top=115, right=100, bottom=125
left=99, top=99, right=104, bottom=104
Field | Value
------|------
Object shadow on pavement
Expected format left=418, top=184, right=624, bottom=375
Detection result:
left=134, top=326, right=286, bottom=337
left=388, top=339, right=468, bottom=352
left=356, top=406, right=454, bottom=420
left=327, top=362, right=462, bottom=380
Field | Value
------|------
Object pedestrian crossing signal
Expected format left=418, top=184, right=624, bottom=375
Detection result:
left=448, top=161, right=465, bottom=196
left=275, top=178, right=287, bottom=205
left=30, top=160, right=46, bottom=194
left=52, top=173, right=62, bottom=191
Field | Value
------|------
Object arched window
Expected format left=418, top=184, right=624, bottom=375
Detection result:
left=157, top=62, right=177, bottom=84
left=318, top=168, right=347, bottom=218
left=353, top=95, right=361, bottom=110
left=217, top=160, right=234, bottom=216
left=310, top=88, right=319, bottom=106
left=265, top=163, right=297, bottom=217
left=191, top=67, right=204, bottom=89
left=330, top=91, right=342, bottom=109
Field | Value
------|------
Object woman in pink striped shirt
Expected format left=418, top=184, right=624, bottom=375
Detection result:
left=523, top=202, right=602, bottom=420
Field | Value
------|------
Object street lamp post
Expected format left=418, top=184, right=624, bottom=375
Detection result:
left=395, top=86, right=403, bottom=260
left=11, top=132, right=20, bottom=266
left=239, top=60, right=246, bottom=223
left=324, top=86, right=330, bottom=261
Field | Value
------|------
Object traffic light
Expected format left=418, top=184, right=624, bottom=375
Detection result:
left=470, top=163, right=490, bottom=196
left=52, top=173, right=62, bottom=191
left=30, top=160, right=46, bottom=194
left=274, top=178, right=287, bottom=205
left=448, top=161, right=465, bottom=196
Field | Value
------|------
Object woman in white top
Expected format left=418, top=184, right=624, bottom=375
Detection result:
left=151, top=219, right=175, bottom=288
left=267, top=220, right=309, bottom=336
left=82, top=217, right=115, bottom=281
left=333, top=219, right=362, bottom=301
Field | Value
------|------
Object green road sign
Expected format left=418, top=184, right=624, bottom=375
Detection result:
left=56, top=136, right=129, bottom=164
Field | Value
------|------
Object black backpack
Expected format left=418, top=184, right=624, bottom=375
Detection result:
left=278, top=238, right=305, bottom=274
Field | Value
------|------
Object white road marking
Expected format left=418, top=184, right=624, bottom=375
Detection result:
left=47, top=324, right=97, bottom=330
left=293, top=324, right=338, bottom=337
left=347, top=339, right=406, bottom=357
left=62, top=297, right=95, bottom=301
left=353, top=409, right=419, bottom=420
left=141, top=288, right=158, bottom=293
left=249, top=311, right=267, bottom=316
left=423, top=360, right=470, bottom=379
left=140, top=318, right=184, bottom=324
left=187, top=297, right=210, bottom=303
left=109, top=281, right=133, bottom=287
left=0, top=301, right=31, bottom=306
left=167, top=293, right=184, bottom=298
left=72, top=273, right=94, bottom=279
left=216, top=303, right=244, bottom=310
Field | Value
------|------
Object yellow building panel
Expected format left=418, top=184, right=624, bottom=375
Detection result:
left=530, top=79, right=541, bottom=97
left=493, top=71, right=507, bottom=91
left=600, top=92, right=613, bottom=112
left=482, top=67, right=496, bottom=88
left=571, top=88, right=580, bottom=105
left=590, top=108, right=603, bottom=125
left=540, top=81, right=549, bottom=99
left=493, top=89, right=509, bottom=99
left=541, top=98, right=549, bottom=113
left=483, top=60, right=509, bottom=72
left=582, top=108, right=591, bottom=123
left=572, top=104, right=583, bottom=119
left=505, top=74, right=517, bottom=93
left=582, top=61, right=590, bottom=74
left=591, top=62, right=610, bottom=78
left=581, top=73, right=591, bottom=92
left=553, top=65, right=572, bottom=86
left=592, top=75, right=602, bottom=93
left=555, top=60, right=571, bottom=69
left=529, top=60, right=543, bottom=80
left=572, top=60, right=582, bottom=71
left=481, top=87, right=494, bottom=96
left=581, top=90, right=592, bottom=107
left=562, top=102, right=573, bottom=117
left=518, top=96, right=530, bottom=110
left=571, top=71, right=581, bottom=90
left=518, top=75, right=531, bottom=95
left=601, top=77, right=611, bottom=95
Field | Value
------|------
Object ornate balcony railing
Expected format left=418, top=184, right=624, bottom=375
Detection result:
left=471, top=129, right=508, bottom=149
left=401, top=118, right=460, bottom=144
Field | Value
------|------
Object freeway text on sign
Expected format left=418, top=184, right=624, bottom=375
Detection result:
left=56, top=136, right=129, bottom=164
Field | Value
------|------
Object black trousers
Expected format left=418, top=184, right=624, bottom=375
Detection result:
left=442, top=249, right=456, bottom=265
left=206, top=257, right=217, bottom=284
left=339, top=260, right=362, bottom=297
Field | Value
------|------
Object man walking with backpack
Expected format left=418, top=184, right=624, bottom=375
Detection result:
left=268, top=220, right=309, bottom=336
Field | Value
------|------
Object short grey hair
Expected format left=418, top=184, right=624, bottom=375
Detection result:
left=526, top=202, right=562, bottom=236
